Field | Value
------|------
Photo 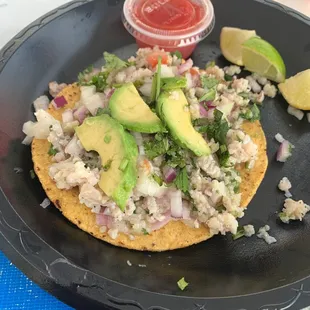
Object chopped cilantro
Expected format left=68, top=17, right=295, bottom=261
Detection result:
left=133, top=80, right=144, bottom=89
left=202, top=110, right=229, bottom=146
left=279, top=212, right=289, bottom=223
left=144, top=135, right=169, bottom=160
left=224, top=74, right=233, bottom=81
left=233, top=182, right=240, bottom=194
left=104, top=135, right=111, bottom=144
left=218, top=149, right=230, bottom=167
left=29, top=169, right=36, bottom=179
left=96, top=107, right=110, bottom=116
left=240, top=104, right=260, bottom=122
left=201, top=76, right=219, bottom=89
left=103, top=159, right=112, bottom=171
left=177, top=277, right=189, bottom=291
left=142, top=228, right=149, bottom=235
left=198, top=88, right=216, bottom=102
left=174, top=167, right=189, bottom=194
left=78, top=65, right=94, bottom=83
left=161, top=76, right=187, bottom=90
left=239, top=92, right=250, bottom=99
left=153, top=174, right=163, bottom=186
left=206, top=60, right=215, bottom=68
left=103, top=52, right=128, bottom=70
left=119, top=158, right=129, bottom=172
left=232, top=226, right=245, bottom=240
left=166, top=142, right=187, bottom=168
left=48, top=144, right=58, bottom=156
left=170, top=50, right=182, bottom=59
left=79, top=70, right=109, bottom=92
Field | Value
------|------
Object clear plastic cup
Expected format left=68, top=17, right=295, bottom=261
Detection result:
left=122, top=0, right=215, bottom=59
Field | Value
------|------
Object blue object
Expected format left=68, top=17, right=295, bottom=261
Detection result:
left=0, top=251, right=72, bottom=310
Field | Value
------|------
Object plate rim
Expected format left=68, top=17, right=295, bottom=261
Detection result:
left=1, top=0, right=310, bottom=309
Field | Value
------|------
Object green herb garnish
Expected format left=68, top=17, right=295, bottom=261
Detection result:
left=232, top=226, right=246, bottom=240
left=103, top=159, right=112, bottom=171
left=104, top=135, right=111, bottom=144
left=29, top=169, right=36, bottom=179
left=206, top=60, right=215, bottom=68
left=161, top=77, right=187, bottom=90
left=156, top=56, right=162, bottom=100
left=177, top=277, right=189, bottom=291
left=153, top=174, right=163, bottom=186
left=96, top=107, right=110, bottom=116
left=170, top=51, right=182, bottom=59
left=48, top=144, right=58, bottom=156
left=144, top=135, right=169, bottom=160
left=201, top=76, right=219, bottom=89
left=133, top=80, right=144, bottom=89
left=103, top=52, right=128, bottom=70
left=239, top=92, right=250, bottom=99
left=240, top=104, right=260, bottom=122
left=224, top=74, right=233, bottom=81
left=142, top=228, right=149, bottom=235
left=199, top=88, right=216, bottom=102
left=174, top=167, right=189, bottom=194
left=119, top=158, right=129, bottom=172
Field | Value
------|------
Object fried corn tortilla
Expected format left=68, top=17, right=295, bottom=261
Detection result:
left=32, top=84, right=268, bottom=251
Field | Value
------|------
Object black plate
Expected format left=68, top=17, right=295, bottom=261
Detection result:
left=1, top=0, right=310, bottom=309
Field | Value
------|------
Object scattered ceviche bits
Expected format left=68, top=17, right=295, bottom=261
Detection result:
left=21, top=23, right=310, bottom=255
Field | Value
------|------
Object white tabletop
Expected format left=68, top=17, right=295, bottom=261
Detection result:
left=0, top=0, right=309, bottom=50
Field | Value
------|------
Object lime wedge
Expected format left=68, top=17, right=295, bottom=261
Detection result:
left=220, top=27, right=257, bottom=66
left=279, top=69, right=310, bottom=110
left=242, top=37, right=286, bottom=83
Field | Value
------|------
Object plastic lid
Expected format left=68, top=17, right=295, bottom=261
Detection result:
left=122, top=0, right=215, bottom=47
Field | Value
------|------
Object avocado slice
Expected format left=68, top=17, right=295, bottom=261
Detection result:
left=109, top=83, right=165, bottom=133
left=157, top=89, right=210, bottom=156
left=75, top=114, right=138, bottom=211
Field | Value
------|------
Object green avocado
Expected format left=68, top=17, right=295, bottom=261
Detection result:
left=109, top=83, right=165, bottom=133
left=75, top=114, right=138, bottom=211
left=157, top=89, right=210, bottom=157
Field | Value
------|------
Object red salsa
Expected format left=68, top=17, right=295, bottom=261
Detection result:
left=122, top=0, right=215, bottom=58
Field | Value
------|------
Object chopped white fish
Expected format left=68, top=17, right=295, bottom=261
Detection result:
left=278, top=177, right=292, bottom=198
left=257, top=225, right=277, bottom=244
left=263, top=83, right=277, bottom=98
left=287, top=106, right=304, bottom=120
left=275, top=133, right=285, bottom=143
left=33, top=96, right=49, bottom=112
left=279, top=198, right=310, bottom=224
left=40, top=198, right=50, bottom=209
left=244, top=225, right=255, bottom=237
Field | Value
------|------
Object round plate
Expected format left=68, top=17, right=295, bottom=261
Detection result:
left=1, top=0, right=310, bottom=309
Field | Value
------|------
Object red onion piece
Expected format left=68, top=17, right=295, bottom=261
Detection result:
left=96, top=213, right=108, bottom=226
left=52, top=96, right=68, bottom=109
left=178, top=58, right=193, bottom=74
left=107, top=89, right=115, bottom=99
left=73, top=106, right=88, bottom=124
left=277, top=140, right=291, bottom=162
left=199, top=104, right=209, bottom=117
left=151, top=211, right=171, bottom=231
left=163, top=166, right=177, bottom=183
left=170, top=190, right=183, bottom=218
left=62, top=109, right=74, bottom=123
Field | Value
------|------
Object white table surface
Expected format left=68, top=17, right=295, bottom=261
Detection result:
left=0, top=0, right=309, bottom=50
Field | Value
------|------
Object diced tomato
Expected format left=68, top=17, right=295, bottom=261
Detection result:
left=190, top=68, right=199, bottom=76
left=146, top=52, right=169, bottom=67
